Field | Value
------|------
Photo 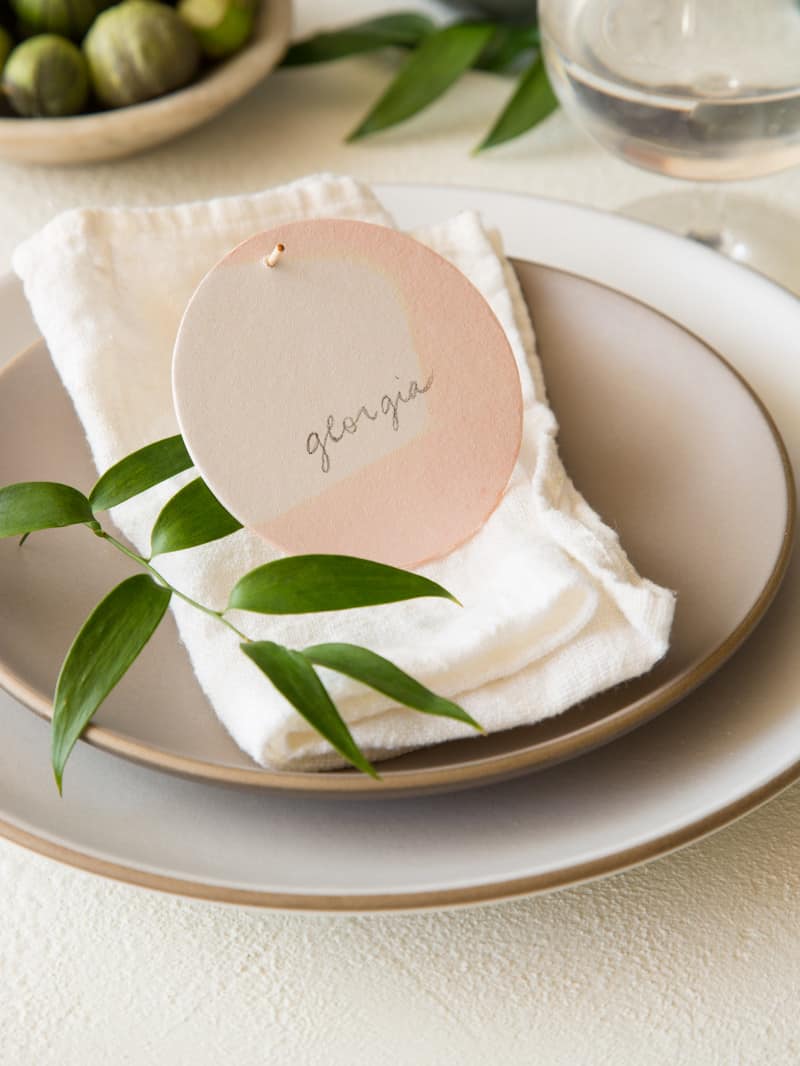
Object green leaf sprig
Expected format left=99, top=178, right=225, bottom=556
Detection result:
left=346, top=22, right=496, bottom=142
left=0, top=435, right=481, bottom=792
left=280, top=11, right=558, bottom=151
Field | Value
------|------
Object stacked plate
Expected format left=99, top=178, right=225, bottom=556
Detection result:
left=0, top=185, right=797, bottom=911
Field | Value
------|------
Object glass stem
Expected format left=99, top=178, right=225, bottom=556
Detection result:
left=686, top=184, right=729, bottom=253
left=679, top=0, right=696, bottom=38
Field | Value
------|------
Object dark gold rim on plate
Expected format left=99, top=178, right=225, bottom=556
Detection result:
left=0, top=263, right=795, bottom=797
left=2, top=758, right=799, bottom=910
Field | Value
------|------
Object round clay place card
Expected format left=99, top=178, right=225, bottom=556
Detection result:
left=172, top=219, right=523, bottom=569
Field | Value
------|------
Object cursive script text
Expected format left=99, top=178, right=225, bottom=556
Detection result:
left=306, top=373, right=434, bottom=473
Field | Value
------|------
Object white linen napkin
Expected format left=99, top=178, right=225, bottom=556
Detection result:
left=13, top=174, right=675, bottom=771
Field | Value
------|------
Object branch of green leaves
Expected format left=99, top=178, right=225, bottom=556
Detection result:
left=280, top=12, right=558, bottom=151
left=0, top=435, right=482, bottom=793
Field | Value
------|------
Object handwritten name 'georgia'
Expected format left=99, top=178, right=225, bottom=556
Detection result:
left=306, top=373, right=434, bottom=474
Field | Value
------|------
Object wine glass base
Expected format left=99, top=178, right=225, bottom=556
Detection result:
left=621, top=191, right=800, bottom=298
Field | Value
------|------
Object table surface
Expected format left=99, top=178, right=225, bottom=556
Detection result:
left=2, top=2, right=799, bottom=1062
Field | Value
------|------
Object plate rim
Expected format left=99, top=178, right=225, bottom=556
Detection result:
left=1, top=754, right=799, bottom=911
left=0, top=260, right=794, bottom=796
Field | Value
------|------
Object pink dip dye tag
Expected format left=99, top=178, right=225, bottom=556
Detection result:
left=172, top=219, right=523, bottom=569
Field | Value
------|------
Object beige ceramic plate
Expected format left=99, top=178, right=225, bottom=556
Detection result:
left=0, top=259, right=793, bottom=797
left=0, top=0, right=291, bottom=165
left=2, top=188, right=800, bottom=910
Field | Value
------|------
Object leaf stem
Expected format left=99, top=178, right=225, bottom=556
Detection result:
left=94, top=529, right=252, bottom=643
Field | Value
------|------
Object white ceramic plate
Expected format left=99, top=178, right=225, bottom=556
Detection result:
left=1, top=186, right=799, bottom=909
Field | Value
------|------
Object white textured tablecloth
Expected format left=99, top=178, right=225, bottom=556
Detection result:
left=1, top=1, right=799, bottom=1062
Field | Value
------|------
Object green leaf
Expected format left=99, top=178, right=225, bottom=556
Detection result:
left=228, top=554, right=459, bottom=615
left=304, top=643, right=484, bottom=732
left=348, top=21, right=496, bottom=140
left=477, top=55, right=558, bottom=151
left=51, top=574, right=171, bottom=792
left=149, top=477, right=242, bottom=557
left=241, top=641, right=378, bottom=777
left=282, top=12, right=436, bottom=65
left=0, top=482, right=94, bottom=539
left=89, top=435, right=193, bottom=512
left=474, top=24, right=538, bottom=74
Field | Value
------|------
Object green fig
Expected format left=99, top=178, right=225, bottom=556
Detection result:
left=0, top=26, right=12, bottom=70
left=177, top=0, right=254, bottom=59
left=84, top=0, right=200, bottom=108
left=10, top=0, right=110, bottom=41
left=3, top=33, right=89, bottom=115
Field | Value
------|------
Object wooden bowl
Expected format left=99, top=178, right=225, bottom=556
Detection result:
left=0, top=0, right=292, bottom=165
